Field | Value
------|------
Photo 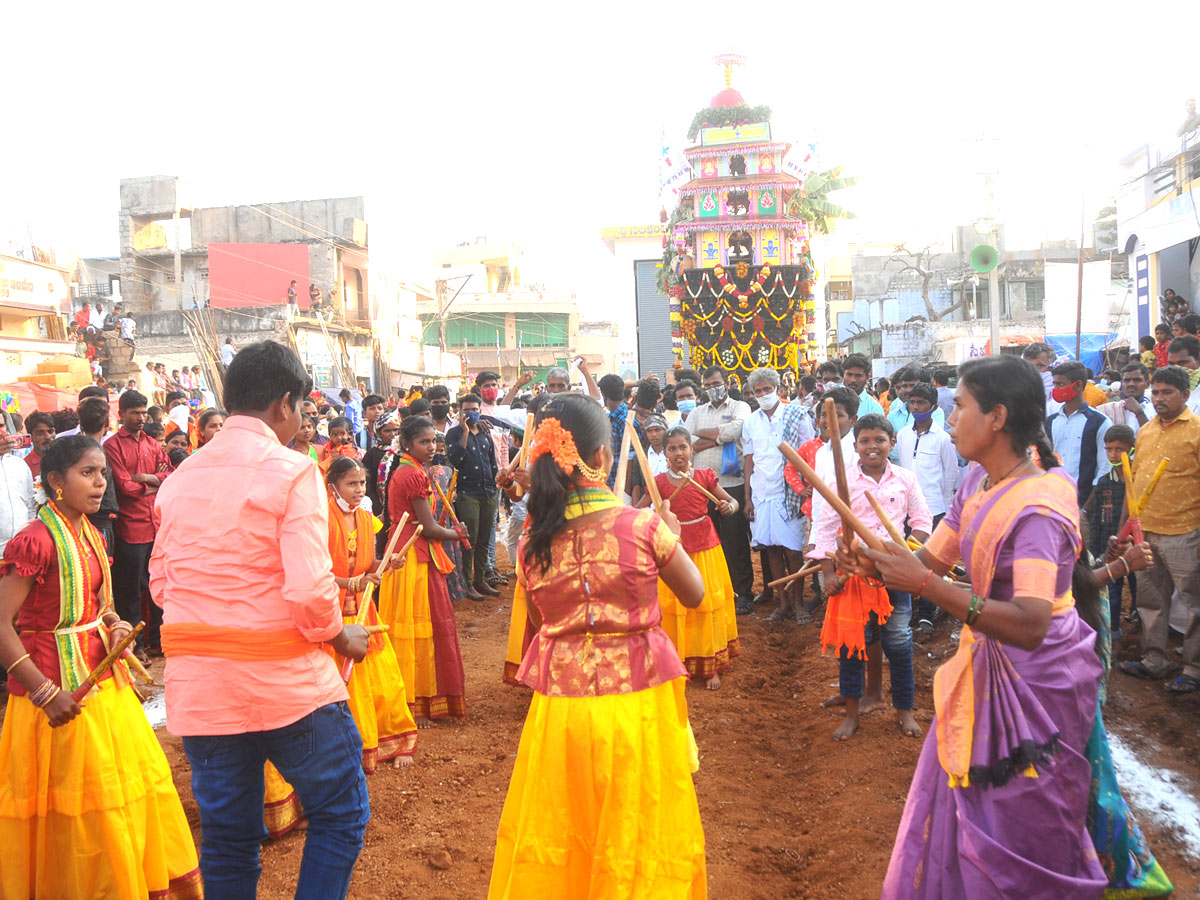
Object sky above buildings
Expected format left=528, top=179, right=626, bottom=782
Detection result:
left=3, top=0, right=1195, bottom=319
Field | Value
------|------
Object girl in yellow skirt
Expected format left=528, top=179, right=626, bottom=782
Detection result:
left=489, top=394, right=709, bottom=900
left=325, top=455, right=418, bottom=769
left=0, top=434, right=202, bottom=899
left=377, top=415, right=467, bottom=722
left=638, top=426, right=741, bottom=690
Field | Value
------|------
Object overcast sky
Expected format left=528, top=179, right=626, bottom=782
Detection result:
left=3, top=0, right=1195, bottom=315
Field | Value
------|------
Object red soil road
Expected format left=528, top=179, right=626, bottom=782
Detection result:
left=147, top=577, right=1200, bottom=899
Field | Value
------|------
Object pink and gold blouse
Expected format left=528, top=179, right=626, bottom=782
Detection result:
left=516, top=506, right=686, bottom=697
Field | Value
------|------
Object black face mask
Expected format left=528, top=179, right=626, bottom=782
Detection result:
left=430, top=405, right=449, bottom=420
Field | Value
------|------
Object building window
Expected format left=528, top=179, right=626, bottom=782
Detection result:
left=1152, top=166, right=1175, bottom=200
left=1025, top=281, right=1045, bottom=312
left=514, top=313, right=568, bottom=347
left=438, top=312, right=507, bottom=348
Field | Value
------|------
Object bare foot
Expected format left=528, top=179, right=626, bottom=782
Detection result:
left=859, top=694, right=885, bottom=715
left=820, top=693, right=847, bottom=708
left=897, top=709, right=922, bottom=738
left=832, top=713, right=859, bottom=741
left=393, top=755, right=414, bottom=769
left=706, top=673, right=721, bottom=691
left=416, top=718, right=433, bottom=729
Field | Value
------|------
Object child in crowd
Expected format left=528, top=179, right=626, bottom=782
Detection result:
left=630, top=414, right=669, bottom=507
left=1139, top=335, right=1158, bottom=371
left=144, top=421, right=166, bottom=451
left=641, top=425, right=740, bottom=689
left=783, top=401, right=843, bottom=621
left=324, top=457, right=417, bottom=770
left=319, top=416, right=360, bottom=469
left=810, top=414, right=931, bottom=741
left=377, top=415, right=468, bottom=723
left=894, top=383, right=959, bottom=637
left=167, top=447, right=189, bottom=470
left=147, top=405, right=165, bottom=426
left=1089, top=425, right=1138, bottom=637
left=1153, top=324, right=1171, bottom=368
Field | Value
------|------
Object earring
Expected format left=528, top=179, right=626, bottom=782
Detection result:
left=55, top=488, right=63, bottom=501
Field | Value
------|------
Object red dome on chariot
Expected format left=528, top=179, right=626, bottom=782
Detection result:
left=709, top=87, right=746, bottom=108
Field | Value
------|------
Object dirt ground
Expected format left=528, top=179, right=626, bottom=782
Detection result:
left=144, top=572, right=1200, bottom=900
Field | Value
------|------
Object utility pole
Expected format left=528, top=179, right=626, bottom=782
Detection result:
left=434, top=274, right=472, bottom=354
left=988, top=224, right=1000, bottom=356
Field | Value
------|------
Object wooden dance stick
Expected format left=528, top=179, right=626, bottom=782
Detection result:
left=614, top=415, right=635, bottom=501
left=1117, top=452, right=1145, bottom=543
left=506, top=413, right=535, bottom=471
left=776, top=442, right=886, bottom=552
left=447, top=470, right=457, bottom=502
left=341, top=517, right=409, bottom=682
left=1136, top=458, right=1168, bottom=517
left=72, top=622, right=144, bottom=702
left=864, top=492, right=907, bottom=546
left=767, top=560, right=820, bottom=589
left=681, top=472, right=721, bottom=506
left=121, top=648, right=154, bottom=684
left=363, top=624, right=390, bottom=634
left=433, top=479, right=470, bottom=549
left=824, top=397, right=854, bottom=539
left=628, top=425, right=663, bottom=513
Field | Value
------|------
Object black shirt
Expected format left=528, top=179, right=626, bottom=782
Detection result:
left=445, top=424, right=498, bottom=497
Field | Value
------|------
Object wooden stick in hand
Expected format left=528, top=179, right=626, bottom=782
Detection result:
left=628, top=424, right=663, bottom=513
left=864, top=492, right=906, bottom=545
left=682, top=472, right=720, bottom=505
left=824, top=397, right=853, bottom=538
left=614, top=415, right=634, bottom=502
left=776, top=441, right=885, bottom=552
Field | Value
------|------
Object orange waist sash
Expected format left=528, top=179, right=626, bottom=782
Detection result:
left=160, top=622, right=317, bottom=661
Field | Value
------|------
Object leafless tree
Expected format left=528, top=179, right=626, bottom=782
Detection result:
left=884, top=243, right=946, bottom=321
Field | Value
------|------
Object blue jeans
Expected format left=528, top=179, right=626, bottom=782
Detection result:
left=838, top=590, right=915, bottom=709
left=181, top=702, right=370, bottom=900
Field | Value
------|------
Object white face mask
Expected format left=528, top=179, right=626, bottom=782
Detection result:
left=707, top=385, right=727, bottom=403
left=332, top=487, right=360, bottom=514
left=756, top=390, right=780, bottom=412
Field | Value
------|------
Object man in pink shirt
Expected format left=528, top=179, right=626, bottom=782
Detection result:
left=150, top=341, right=370, bottom=900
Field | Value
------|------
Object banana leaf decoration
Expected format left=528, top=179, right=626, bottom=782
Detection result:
left=787, top=167, right=858, bottom=235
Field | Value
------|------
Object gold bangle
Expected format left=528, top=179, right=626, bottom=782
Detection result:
left=6, top=652, right=31, bottom=674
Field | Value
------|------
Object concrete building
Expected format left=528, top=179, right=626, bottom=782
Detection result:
left=0, top=252, right=87, bottom=393
left=598, top=224, right=671, bottom=378
left=1117, top=118, right=1200, bottom=338
left=423, top=241, right=613, bottom=385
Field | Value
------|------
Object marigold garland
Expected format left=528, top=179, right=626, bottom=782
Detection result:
left=528, top=418, right=584, bottom=476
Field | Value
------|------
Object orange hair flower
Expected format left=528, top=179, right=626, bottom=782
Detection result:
left=527, top=417, right=582, bottom=476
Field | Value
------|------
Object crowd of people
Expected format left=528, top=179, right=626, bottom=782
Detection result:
left=0, top=327, right=1196, bottom=899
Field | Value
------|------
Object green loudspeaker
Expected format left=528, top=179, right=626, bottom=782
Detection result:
left=970, top=244, right=998, bottom=274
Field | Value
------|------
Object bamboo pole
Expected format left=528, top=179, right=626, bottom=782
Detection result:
left=681, top=472, right=720, bottom=505
left=824, top=396, right=853, bottom=538
left=628, top=424, right=663, bottom=513
left=614, top=414, right=634, bottom=502
left=767, top=560, right=820, bottom=589
left=864, top=492, right=906, bottom=545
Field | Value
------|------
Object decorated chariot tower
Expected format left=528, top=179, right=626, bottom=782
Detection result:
left=660, top=53, right=852, bottom=387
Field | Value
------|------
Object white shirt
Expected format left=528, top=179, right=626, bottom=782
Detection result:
left=894, top=421, right=959, bottom=516
left=808, top=431, right=859, bottom=546
left=742, top=406, right=789, bottom=501
left=220, top=344, right=235, bottom=366
left=0, top=453, right=35, bottom=554
left=88, top=306, right=106, bottom=330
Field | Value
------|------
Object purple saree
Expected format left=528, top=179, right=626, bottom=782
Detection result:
left=881, top=465, right=1107, bottom=899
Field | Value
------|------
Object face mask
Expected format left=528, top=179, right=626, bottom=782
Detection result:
left=332, top=488, right=360, bottom=513
left=707, top=385, right=726, bottom=403
left=757, top=391, right=779, bottom=412
left=430, top=404, right=449, bottom=420
left=464, top=411, right=480, bottom=426
left=480, top=387, right=499, bottom=402
left=1051, top=382, right=1080, bottom=403
left=677, top=399, right=696, bottom=416
left=911, top=409, right=933, bottom=423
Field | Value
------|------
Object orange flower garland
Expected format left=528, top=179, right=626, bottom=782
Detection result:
left=527, top=418, right=583, bottom=476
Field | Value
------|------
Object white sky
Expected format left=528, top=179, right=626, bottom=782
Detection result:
left=3, top=0, right=1196, bottom=318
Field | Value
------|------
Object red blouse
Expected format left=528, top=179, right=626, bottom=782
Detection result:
left=653, top=467, right=721, bottom=554
left=517, top=506, right=685, bottom=697
left=3, top=520, right=110, bottom=695
left=387, top=459, right=434, bottom=564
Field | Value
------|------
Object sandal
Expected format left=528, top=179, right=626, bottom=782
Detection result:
left=1166, top=675, right=1200, bottom=694
left=1119, top=661, right=1159, bottom=680
left=764, top=606, right=790, bottom=623
left=794, top=607, right=813, bottom=626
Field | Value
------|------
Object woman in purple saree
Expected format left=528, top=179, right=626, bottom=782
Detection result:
left=842, top=356, right=1110, bottom=899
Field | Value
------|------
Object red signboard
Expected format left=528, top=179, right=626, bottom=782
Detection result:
left=208, top=243, right=310, bottom=308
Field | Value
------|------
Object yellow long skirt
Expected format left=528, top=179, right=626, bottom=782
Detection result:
left=377, top=548, right=465, bottom=719
left=263, top=761, right=303, bottom=839
left=0, top=679, right=203, bottom=900
left=503, top=581, right=533, bottom=686
left=658, top=545, right=741, bottom=680
left=488, top=678, right=707, bottom=900
left=329, top=609, right=419, bottom=772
